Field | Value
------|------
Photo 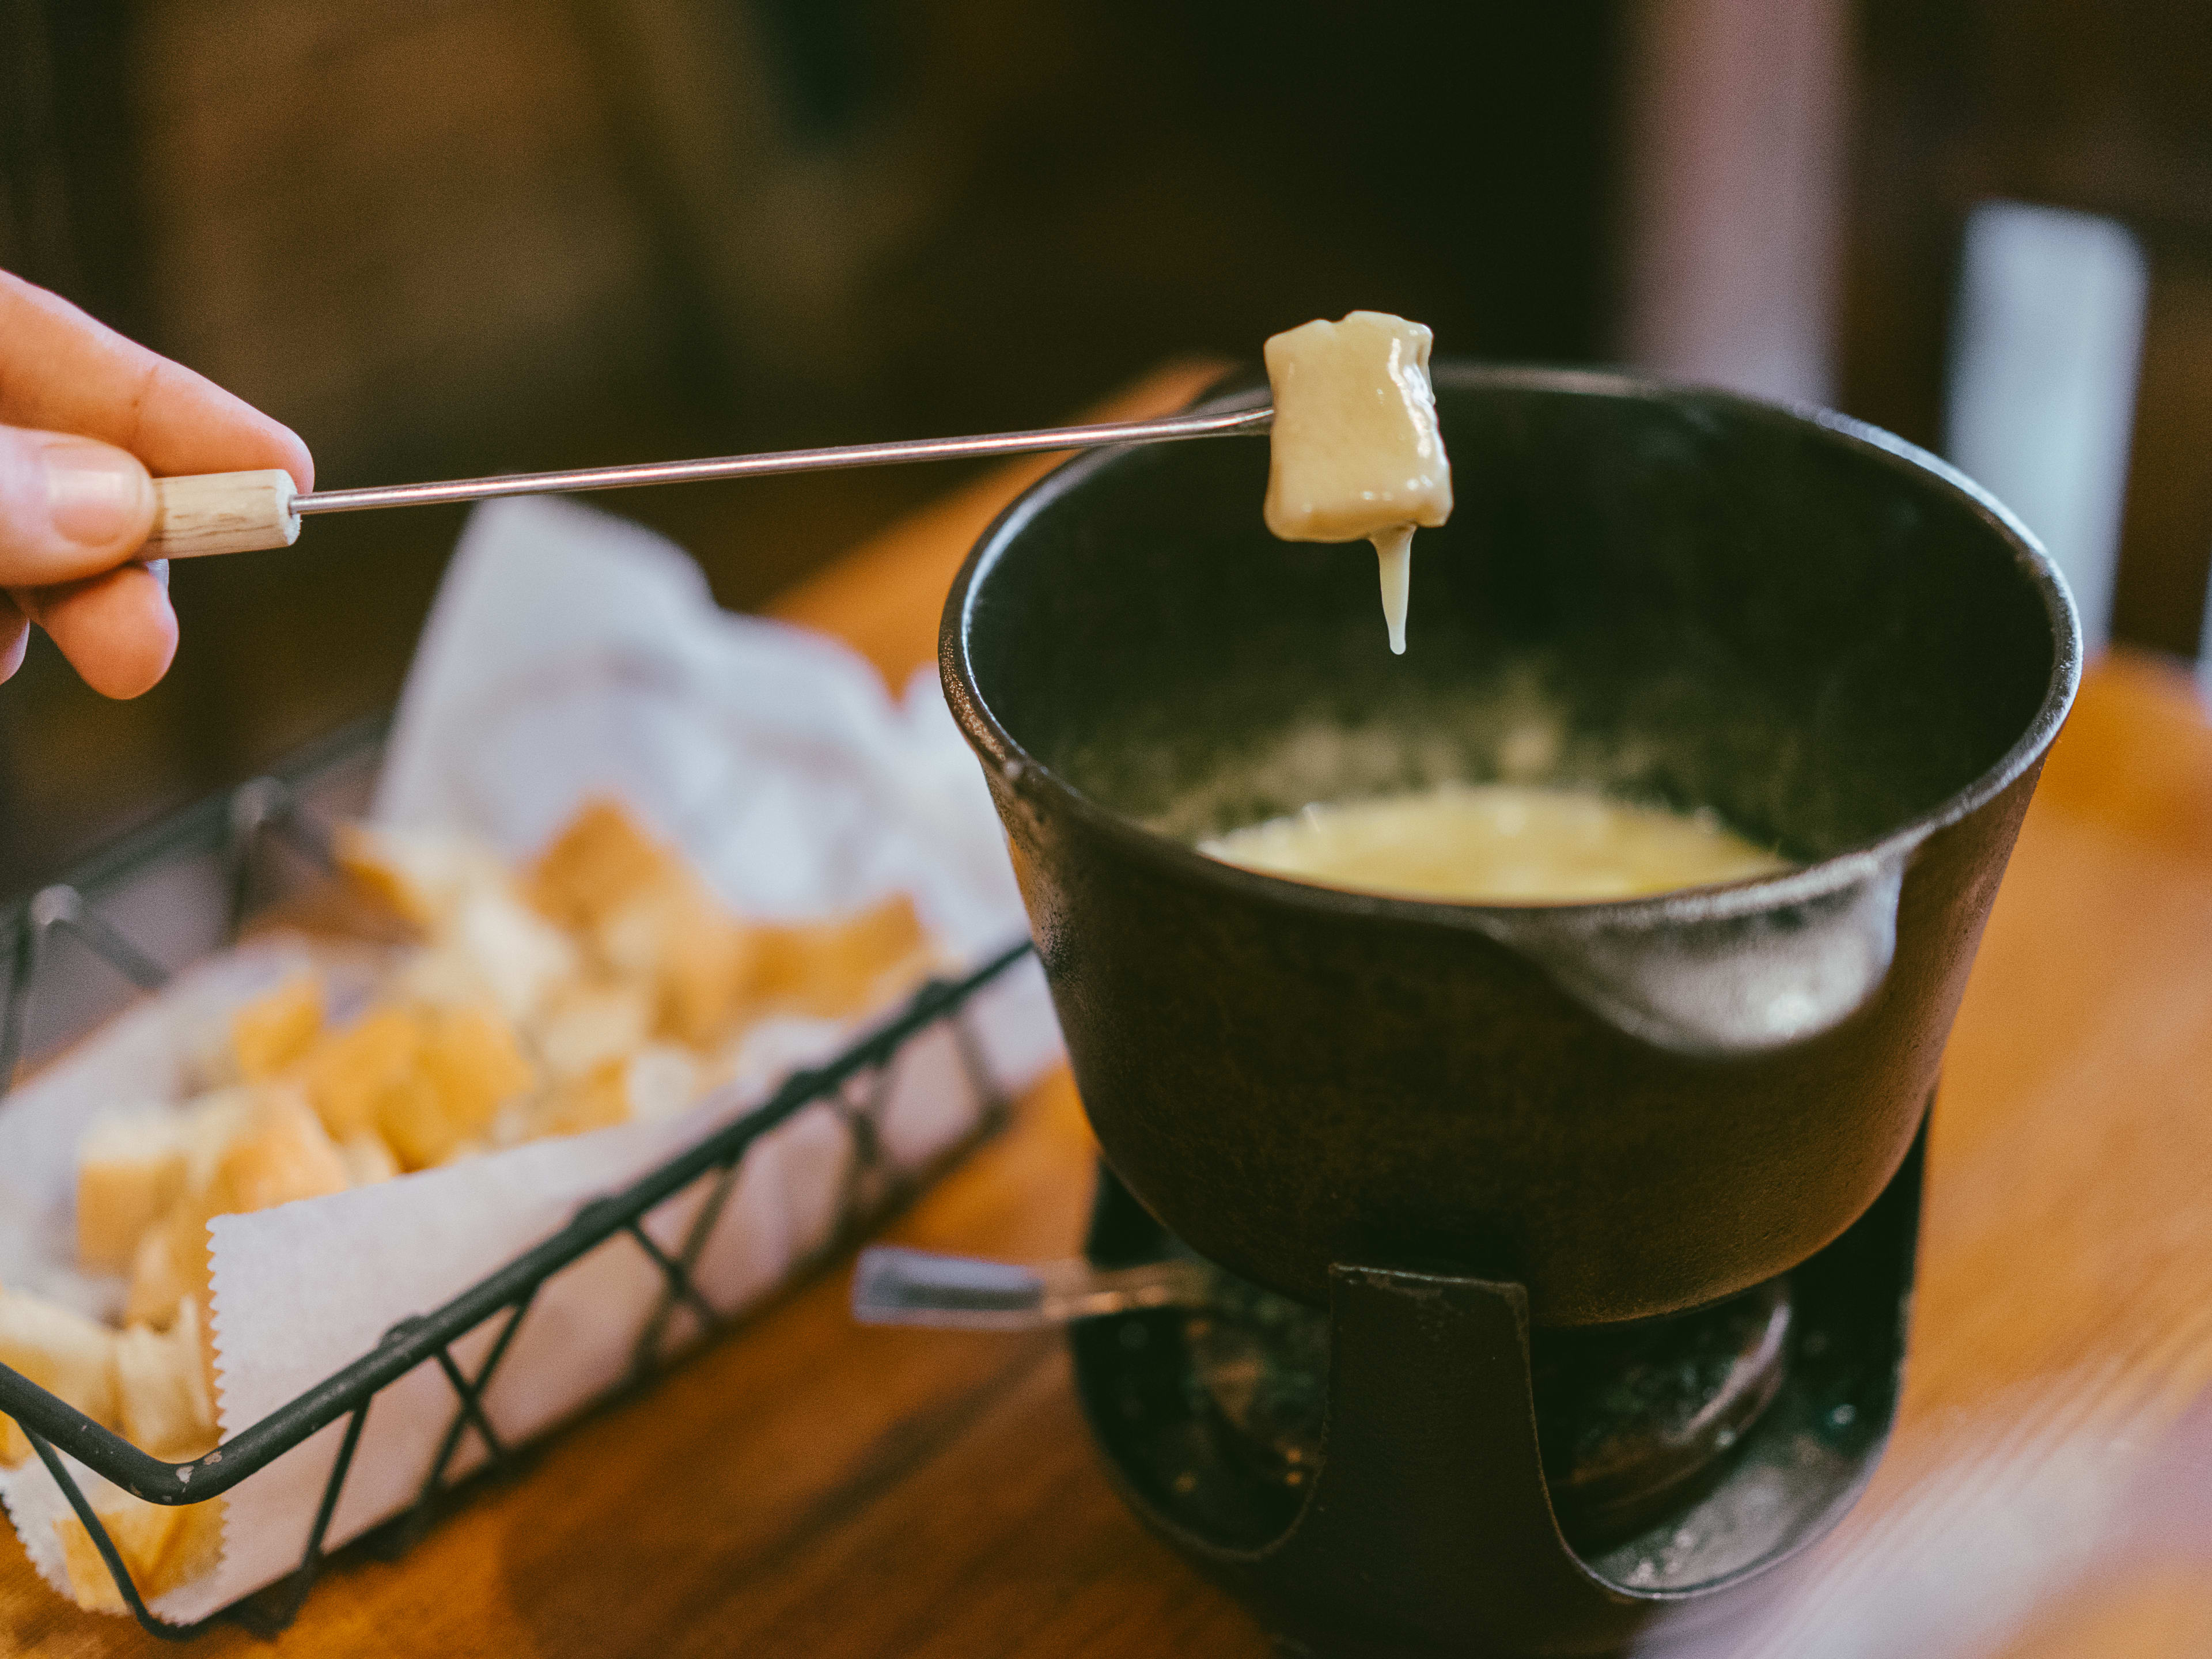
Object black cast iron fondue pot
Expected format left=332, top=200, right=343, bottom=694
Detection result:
left=941, top=365, right=2079, bottom=1327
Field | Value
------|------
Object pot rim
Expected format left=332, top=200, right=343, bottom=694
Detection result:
left=939, top=363, right=2085, bottom=931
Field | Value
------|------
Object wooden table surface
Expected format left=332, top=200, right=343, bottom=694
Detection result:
left=7, top=365, right=2212, bottom=1657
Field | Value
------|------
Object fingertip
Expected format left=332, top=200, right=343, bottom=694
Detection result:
left=0, top=281, right=316, bottom=491
left=0, top=427, right=157, bottom=585
left=0, top=596, right=26, bottom=684
left=274, top=422, right=316, bottom=495
left=124, top=584, right=180, bottom=698
left=32, top=565, right=178, bottom=699
left=44, top=437, right=155, bottom=551
left=139, top=357, right=316, bottom=493
left=98, top=575, right=179, bottom=699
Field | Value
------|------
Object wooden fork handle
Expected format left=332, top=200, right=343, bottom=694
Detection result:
left=145, top=469, right=301, bottom=558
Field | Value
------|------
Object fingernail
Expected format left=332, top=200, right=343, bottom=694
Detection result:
left=141, top=558, right=170, bottom=589
left=43, top=440, right=150, bottom=547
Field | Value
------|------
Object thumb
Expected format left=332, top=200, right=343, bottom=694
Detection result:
left=0, top=425, right=156, bottom=586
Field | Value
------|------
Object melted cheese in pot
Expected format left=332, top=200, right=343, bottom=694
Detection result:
left=1200, top=783, right=1791, bottom=904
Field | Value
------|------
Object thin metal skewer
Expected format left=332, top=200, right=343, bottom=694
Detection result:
left=850, top=1245, right=1218, bottom=1331
left=293, top=404, right=1274, bottom=518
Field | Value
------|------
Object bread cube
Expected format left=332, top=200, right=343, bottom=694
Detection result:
left=230, top=972, right=323, bottom=1082
left=0, top=1286, right=118, bottom=1465
left=533, top=1056, right=635, bottom=1141
left=125, top=1089, right=349, bottom=1366
left=529, top=797, right=755, bottom=1045
left=448, top=889, right=579, bottom=1024
left=533, top=1043, right=699, bottom=1142
left=1263, top=311, right=1453, bottom=542
left=75, top=1110, right=190, bottom=1272
left=123, top=1223, right=190, bottom=1334
left=525, top=797, right=679, bottom=931
left=85, top=1090, right=253, bottom=1283
left=336, top=821, right=510, bottom=934
left=54, top=1491, right=225, bottom=1612
left=214, top=1088, right=352, bottom=1214
left=335, top=1130, right=400, bottom=1187
left=297, top=1006, right=420, bottom=1141
left=533, top=976, right=655, bottom=1081
left=378, top=1004, right=534, bottom=1169
left=752, top=895, right=931, bottom=1020
left=597, top=883, right=755, bottom=1046
left=113, top=1300, right=216, bottom=1460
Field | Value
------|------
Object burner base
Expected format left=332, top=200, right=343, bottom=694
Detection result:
left=1070, top=1117, right=1925, bottom=1657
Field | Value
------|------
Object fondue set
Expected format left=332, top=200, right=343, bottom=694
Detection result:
left=870, top=361, right=2079, bottom=1656
left=14, top=288, right=2074, bottom=1651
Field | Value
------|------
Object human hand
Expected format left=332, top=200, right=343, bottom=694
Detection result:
left=0, top=271, right=313, bottom=698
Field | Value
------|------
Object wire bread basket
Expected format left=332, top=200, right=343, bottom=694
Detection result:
left=0, top=715, right=1032, bottom=1639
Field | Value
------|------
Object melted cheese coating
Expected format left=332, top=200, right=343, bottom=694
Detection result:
left=1200, top=783, right=1791, bottom=904
left=1263, top=312, right=1452, bottom=656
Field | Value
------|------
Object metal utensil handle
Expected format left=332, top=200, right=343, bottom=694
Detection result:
left=851, top=1245, right=1217, bottom=1331
left=142, top=404, right=1273, bottom=559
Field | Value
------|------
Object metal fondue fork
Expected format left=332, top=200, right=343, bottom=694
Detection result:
left=142, top=404, right=1275, bottom=561
left=851, top=1245, right=1217, bottom=1331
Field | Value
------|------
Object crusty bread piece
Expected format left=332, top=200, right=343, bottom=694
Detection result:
left=396, top=888, right=577, bottom=1027
left=293, top=997, right=537, bottom=1171
left=54, top=1491, right=225, bottom=1612
left=296, top=1006, right=418, bottom=1142
left=335, top=1130, right=400, bottom=1187
left=532, top=976, right=654, bottom=1081
left=122, top=1223, right=189, bottom=1334
left=79, top=1089, right=256, bottom=1281
left=162, top=1493, right=226, bottom=1588
left=378, top=1003, right=535, bottom=1169
left=624, top=1044, right=699, bottom=1123
left=124, top=1088, right=351, bottom=1378
left=0, top=1285, right=118, bottom=1466
left=75, top=1111, right=190, bottom=1273
left=213, top=1088, right=353, bottom=1215
left=342, top=816, right=583, bottom=1029
left=532, top=1057, right=634, bottom=1141
left=113, top=1299, right=216, bottom=1460
left=55, top=1493, right=180, bottom=1612
left=117, top=1092, right=254, bottom=1327
left=596, top=881, right=755, bottom=1047
left=189, top=1089, right=350, bottom=1386
left=527, top=798, right=756, bottom=1045
left=752, top=895, right=931, bottom=1018
left=524, top=797, right=676, bottom=931
left=335, top=821, right=511, bottom=934
left=230, top=972, right=323, bottom=1082
left=532, top=1043, right=699, bottom=1141
left=173, top=1090, right=257, bottom=1189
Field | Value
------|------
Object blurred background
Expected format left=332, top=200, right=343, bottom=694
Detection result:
left=0, top=0, right=2206, bottom=892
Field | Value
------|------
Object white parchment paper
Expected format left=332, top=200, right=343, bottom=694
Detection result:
left=0, top=496, right=1058, bottom=1620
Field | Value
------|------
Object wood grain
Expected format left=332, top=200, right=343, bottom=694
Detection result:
left=146, top=471, right=300, bottom=560
left=7, top=372, right=2211, bottom=1656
